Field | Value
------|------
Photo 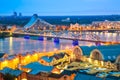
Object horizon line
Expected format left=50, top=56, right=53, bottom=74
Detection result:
left=0, top=14, right=120, bottom=17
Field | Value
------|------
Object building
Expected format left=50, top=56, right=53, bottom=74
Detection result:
left=23, top=14, right=55, bottom=32
left=50, top=52, right=70, bottom=70
left=0, top=67, right=27, bottom=80
left=0, top=45, right=120, bottom=80
left=13, top=12, right=17, bottom=18
left=92, top=21, right=120, bottom=29
left=19, top=13, right=22, bottom=17
left=73, top=45, right=120, bottom=71
left=6, top=25, right=17, bottom=32
left=23, top=62, right=75, bottom=80
left=23, top=62, right=54, bottom=80
left=69, top=23, right=82, bottom=31
left=39, top=56, right=53, bottom=66
left=74, top=70, right=120, bottom=80
left=39, top=52, right=71, bottom=70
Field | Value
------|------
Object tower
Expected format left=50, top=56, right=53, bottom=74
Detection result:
left=13, top=12, right=17, bottom=17
left=19, top=12, right=22, bottom=17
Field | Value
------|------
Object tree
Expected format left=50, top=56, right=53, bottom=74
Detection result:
left=3, top=73, right=16, bottom=80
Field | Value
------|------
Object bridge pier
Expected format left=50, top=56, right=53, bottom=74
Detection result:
left=54, top=37, right=60, bottom=43
left=47, top=37, right=52, bottom=40
left=38, top=36, right=44, bottom=41
left=24, top=35, right=30, bottom=39
left=72, top=40, right=79, bottom=46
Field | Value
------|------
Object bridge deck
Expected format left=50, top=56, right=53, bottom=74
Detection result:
left=1, top=31, right=120, bottom=44
left=12, top=32, right=120, bottom=44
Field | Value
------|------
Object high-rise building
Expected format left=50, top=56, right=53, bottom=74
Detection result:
left=19, top=12, right=22, bottom=17
left=13, top=12, right=17, bottom=17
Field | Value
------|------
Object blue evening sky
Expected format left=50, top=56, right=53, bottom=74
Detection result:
left=0, top=0, right=120, bottom=16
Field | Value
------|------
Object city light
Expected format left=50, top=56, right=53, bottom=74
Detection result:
left=65, top=46, right=69, bottom=49
left=0, top=7, right=120, bottom=80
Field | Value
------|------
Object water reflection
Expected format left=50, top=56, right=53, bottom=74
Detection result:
left=9, top=37, right=13, bottom=55
left=0, top=37, right=95, bottom=54
left=0, top=39, right=3, bottom=52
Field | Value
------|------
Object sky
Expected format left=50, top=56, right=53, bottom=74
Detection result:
left=0, top=0, right=120, bottom=16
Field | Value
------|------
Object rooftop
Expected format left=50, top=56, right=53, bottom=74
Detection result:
left=0, top=67, right=22, bottom=77
left=23, top=62, right=54, bottom=75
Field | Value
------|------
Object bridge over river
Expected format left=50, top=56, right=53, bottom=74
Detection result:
left=1, top=31, right=120, bottom=46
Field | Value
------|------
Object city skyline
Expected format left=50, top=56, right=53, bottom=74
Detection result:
left=0, top=0, right=120, bottom=16
left=0, top=1, right=120, bottom=79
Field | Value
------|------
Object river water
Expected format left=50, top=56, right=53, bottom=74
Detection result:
left=0, top=32, right=120, bottom=55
